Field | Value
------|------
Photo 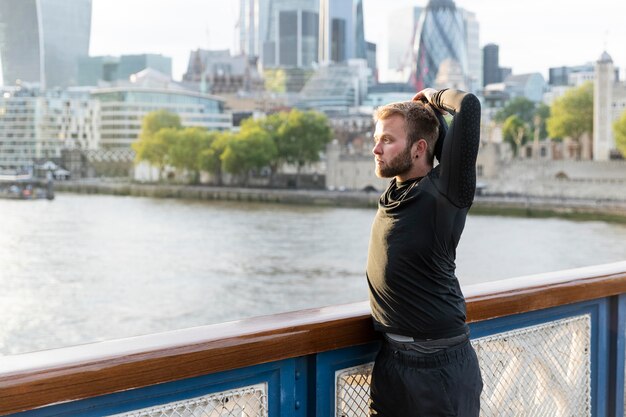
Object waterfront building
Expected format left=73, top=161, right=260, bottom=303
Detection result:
left=410, top=0, right=480, bottom=93
left=78, top=54, right=173, bottom=86
left=91, top=70, right=231, bottom=150
left=0, top=86, right=99, bottom=173
left=182, top=49, right=264, bottom=94
left=593, top=51, right=626, bottom=161
left=0, top=0, right=92, bottom=88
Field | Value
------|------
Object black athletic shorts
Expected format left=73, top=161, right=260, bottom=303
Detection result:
left=370, top=339, right=483, bottom=417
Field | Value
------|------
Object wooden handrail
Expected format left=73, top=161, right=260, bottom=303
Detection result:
left=1, top=261, right=626, bottom=415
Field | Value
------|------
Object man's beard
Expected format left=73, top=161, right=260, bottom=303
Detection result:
left=375, top=144, right=413, bottom=178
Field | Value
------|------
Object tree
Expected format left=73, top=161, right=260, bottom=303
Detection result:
left=168, top=127, right=213, bottom=184
left=199, top=131, right=231, bottom=185
left=547, top=82, right=593, bottom=157
left=140, top=109, right=182, bottom=136
left=221, top=126, right=277, bottom=185
left=264, top=69, right=287, bottom=93
left=133, top=127, right=178, bottom=181
left=242, top=113, right=284, bottom=185
left=502, top=115, right=531, bottom=156
left=614, top=110, right=626, bottom=158
left=534, top=103, right=551, bottom=141
left=495, top=97, right=536, bottom=124
left=275, top=109, right=333, bottom=187
left=132, top=110, right=182, bottom=180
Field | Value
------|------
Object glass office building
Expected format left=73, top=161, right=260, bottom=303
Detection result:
left=411, top=0, right=468, bottom=91
left=241, top=0, right=366, bottom=69
left=0, top=0, right=92, bottom=88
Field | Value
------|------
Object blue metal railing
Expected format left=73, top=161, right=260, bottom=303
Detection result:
left=2, top=262, right=626, bottom=417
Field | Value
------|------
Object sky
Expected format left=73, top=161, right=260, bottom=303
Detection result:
left=7, top=0, right=626, bottom=84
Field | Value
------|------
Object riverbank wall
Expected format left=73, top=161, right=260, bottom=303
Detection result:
left=55, top=181, right=382, bottom=208
left=55, top=180, right=626, bottom=222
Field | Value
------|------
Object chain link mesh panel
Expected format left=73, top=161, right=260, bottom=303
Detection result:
left=336, top=363, right=373, bottom=417
left=473, top=315, right=591, bottom=417
left=110, top=383, right=268, bottom=417
left=333, top=315, right=592, bottom=417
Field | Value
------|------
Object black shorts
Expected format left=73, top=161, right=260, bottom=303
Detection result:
left=370, top=340, right=483, bottom=417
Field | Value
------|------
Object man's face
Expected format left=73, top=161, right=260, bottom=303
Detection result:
left=372, top=114, right=413, bottom=178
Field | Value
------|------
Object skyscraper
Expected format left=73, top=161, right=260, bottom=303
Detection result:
left=318, top=0, right=366, bottom=63
left=0, top=0, right=92, bottom=88
left=410, top=0, right=479, bottom=93
left=240, top=0, right=366, bottom=69
left=387, top=6, right=422, bottom=81
left=483, top=43, right=500, bottom=86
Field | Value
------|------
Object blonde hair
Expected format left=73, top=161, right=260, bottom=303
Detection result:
left=374, top=101, right=439, bottom=164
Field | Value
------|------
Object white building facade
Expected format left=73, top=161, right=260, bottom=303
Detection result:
left=0, top=87, right=99, bottom=172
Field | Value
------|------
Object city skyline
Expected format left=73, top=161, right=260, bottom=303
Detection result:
left=90, top=0, right=626, bottom=83
left=0, top=0, right=624, bottom=85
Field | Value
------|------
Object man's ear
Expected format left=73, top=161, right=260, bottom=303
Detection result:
left=414, top=139, right=428, bottom=158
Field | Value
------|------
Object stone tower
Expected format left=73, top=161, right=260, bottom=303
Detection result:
left=593, top=51, right=614, bottom=161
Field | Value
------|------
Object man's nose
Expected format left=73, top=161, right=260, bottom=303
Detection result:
left=372, top=142, right=382, bottom=155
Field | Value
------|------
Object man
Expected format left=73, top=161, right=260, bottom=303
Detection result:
left=367, top=88, right=483, bottom=416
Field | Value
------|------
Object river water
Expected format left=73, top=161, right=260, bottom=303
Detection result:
left=1, top=193, right=626, bottom=355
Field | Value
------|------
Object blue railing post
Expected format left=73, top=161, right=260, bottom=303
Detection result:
left=609, top=294, right=626, bottom=417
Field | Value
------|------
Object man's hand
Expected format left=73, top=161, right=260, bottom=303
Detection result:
left=412, top=88, right=448, bottom=115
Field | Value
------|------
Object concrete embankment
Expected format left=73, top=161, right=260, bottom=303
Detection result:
left=55, top=181, right=626, bottom=222
left=54, top=181, right=382, bottom=208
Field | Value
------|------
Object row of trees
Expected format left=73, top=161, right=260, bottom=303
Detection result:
left=498, top=81, right=626, bottom=158
left=132, top=109, right=333, bottom=186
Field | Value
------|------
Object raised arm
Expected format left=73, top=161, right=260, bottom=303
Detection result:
left=430, top=89, right=481, bottom=208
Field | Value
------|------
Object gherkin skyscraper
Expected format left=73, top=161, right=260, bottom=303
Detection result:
left=411, top=0, right=469, bottom=91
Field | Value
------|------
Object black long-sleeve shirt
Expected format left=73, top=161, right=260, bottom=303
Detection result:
left=366, top=90, right=481, bottom=339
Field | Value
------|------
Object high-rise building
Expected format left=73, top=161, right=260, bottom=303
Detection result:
left=366, top=41, right=377, bottom=83
left=318, top=0, right=366, bottom=64
left=0, top=0, right=92, bottom=88
left=410, top=0, right=480, bottom=93
left=259, top=0, right=320, bottom=68
left=386, top=6, right=422, bottom=81
left=482, top=43, right=500, bottom=86
left=240, top=0, right=366, bottom=69
left=461, top=9, right=481, bottom=92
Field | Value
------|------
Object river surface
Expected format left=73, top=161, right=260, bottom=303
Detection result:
left=1, top=193, right=626, bottom=355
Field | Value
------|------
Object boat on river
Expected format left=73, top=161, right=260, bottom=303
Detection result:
left=0, top=174, right=54, bottom=200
